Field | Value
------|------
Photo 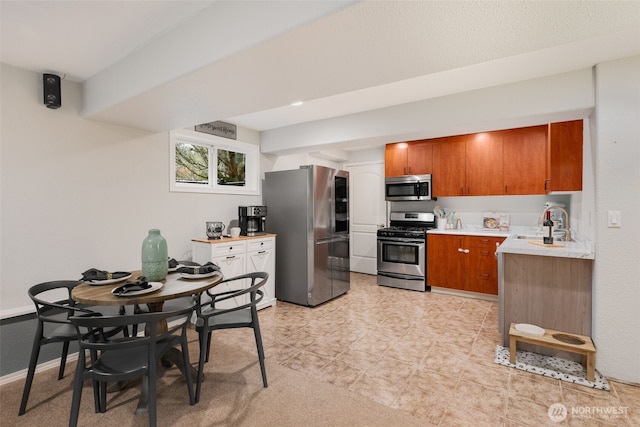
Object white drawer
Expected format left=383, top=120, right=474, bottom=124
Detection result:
left=211, top=242, right=246, bottom=257
left=247, top=238, right=274, bottom=252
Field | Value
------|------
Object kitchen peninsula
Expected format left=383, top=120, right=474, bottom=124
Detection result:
left=496, top=233, right=595, bottom=360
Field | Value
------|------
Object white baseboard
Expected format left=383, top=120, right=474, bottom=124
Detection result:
left=0, top=352, right=80, bottom=386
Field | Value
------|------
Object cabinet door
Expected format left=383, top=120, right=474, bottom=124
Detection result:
left=503, top=126, right=547, bottom=195
left=547, top=120, right=583, bottom=192
left=465, top=237, right=504, bottom=295
left=212, top=253, right=246, bottom=308
left=246, top=238, right=276, bottom=308
left=407, top=141, right=433, bottom=175
left=385, top=143, right=408, bottom=176
left=427, top=234, right=465, bottom=290
left=465, top=133, right=503, bottom=196
left=432, top=137, right=466, bottom=197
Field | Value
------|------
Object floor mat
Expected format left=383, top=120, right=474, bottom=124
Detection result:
left=494, top=345, right=609, bottom=390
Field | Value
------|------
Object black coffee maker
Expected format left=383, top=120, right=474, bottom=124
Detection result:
left=238, top=206, right=267, bottom=236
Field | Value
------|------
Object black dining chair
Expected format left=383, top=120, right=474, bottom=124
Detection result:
left=194, top=271, right=269, bottom=403
left=68, top=305, right=196, bottom=427
left=18, top=280, right=127, bottom=416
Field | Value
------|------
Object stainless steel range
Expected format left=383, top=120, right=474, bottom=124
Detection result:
left=377, top=212, right=435, bottom=292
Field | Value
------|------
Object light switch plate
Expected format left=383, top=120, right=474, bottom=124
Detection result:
left=607, top=211, right=621, bottom=228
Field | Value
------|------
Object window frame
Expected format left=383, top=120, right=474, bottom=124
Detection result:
left=169, top=129, right=260, bottom=195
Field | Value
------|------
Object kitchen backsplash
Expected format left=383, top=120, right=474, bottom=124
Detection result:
left=389, top=194, right=571, bottom=228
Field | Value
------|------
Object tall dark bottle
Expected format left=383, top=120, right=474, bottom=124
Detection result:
left=543, top=211, right=554, bottom=245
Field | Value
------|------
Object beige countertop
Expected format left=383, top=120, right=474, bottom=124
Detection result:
left=428, top=225, right=594, bottom=259
left=192, top=233, right=277, bottom=244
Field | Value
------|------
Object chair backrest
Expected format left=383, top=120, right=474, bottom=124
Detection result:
left=197, top=272, right=268, bottom=317
left=28, top=280, right=96, bottom=321
left=70, top=305, right=195, bottom=352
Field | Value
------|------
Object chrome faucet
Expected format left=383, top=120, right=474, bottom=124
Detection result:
left=539, top=206, right=571, bottom=241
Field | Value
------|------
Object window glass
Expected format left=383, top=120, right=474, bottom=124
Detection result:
left=217, top=148, right=246, bottom=186
left=175, top=142, right=209, bottom=185
left=169, top=130, right=259, bottom=195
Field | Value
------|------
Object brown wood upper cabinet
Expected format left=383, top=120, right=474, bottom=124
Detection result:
left=503, top=125, right=547, bottom=195
left=546, top=120, right=583, bottom=192
left=465, top=132, right=503, bottom=196
left=431, top=136, right=466, bottom=196
left=386, top=119, right=583, bottom=196
left=385, top=140, right=432, bottom=177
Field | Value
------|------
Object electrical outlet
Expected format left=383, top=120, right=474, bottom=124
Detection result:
left=607, top=211, right=621, bottom=228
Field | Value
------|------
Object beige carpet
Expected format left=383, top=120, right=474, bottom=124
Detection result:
left=1, top=333, right=425, bottom=427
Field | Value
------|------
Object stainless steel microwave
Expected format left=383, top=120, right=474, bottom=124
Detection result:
left=385, top=174, right=432, bottom=201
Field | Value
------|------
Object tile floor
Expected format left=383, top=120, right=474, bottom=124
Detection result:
left=229, top=272, right=639, bottom=426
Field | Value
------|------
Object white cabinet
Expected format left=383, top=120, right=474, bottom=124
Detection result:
left=192, top=235, right=276, bottom=310
left=246, top=238, right=276, bottom=309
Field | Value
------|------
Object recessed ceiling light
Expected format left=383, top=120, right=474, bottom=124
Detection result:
left=290, top=101, right=303, bottom=107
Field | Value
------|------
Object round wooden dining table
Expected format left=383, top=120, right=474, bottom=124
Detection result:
left=72, top=269, right=223, bottom=316
left=71, top=269, right=223, bottom=414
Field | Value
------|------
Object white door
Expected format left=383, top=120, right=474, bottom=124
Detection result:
left=344, top=162, right=386, bottom=275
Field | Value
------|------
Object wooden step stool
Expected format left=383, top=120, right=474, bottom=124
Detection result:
left=509, top=323, right=596, bottom=381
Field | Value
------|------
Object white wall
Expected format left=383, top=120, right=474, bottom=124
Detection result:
left=592, top=56, right=640, bottom=384
left=0, top=64, right=263, bottom=315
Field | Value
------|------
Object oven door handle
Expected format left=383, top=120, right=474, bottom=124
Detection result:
left=377, top=238, right=425, bottom=245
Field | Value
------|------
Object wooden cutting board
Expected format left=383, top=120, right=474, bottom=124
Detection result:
left=528, top=240, right=565, bottom=248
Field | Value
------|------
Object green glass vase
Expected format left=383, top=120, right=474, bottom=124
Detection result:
left=141, top=229, right=168, bottom=281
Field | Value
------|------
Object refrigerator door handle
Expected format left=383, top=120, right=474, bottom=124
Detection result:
left=316, top=235, right=349, bottom=244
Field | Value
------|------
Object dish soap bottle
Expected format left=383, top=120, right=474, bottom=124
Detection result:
left=543, top=211, right=554, bottom=245
left=141, top=229, right=168, bottom=281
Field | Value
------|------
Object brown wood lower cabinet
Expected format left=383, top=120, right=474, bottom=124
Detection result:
left=427, top=234, right=505, bottom=295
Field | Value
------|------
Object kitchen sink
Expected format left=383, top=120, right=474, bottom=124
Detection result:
left=515, top=234, right=572, bottom=242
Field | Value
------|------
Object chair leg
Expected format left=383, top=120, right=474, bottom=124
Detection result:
left=205, top=331, right=212, bottom=362
left=19, top=326, right=43, bottom=415
left=69, top=354, right=86, bottom=427
left=195, top=328, right=209, bottom=404
left=59, top=341, right=70, bottom=380
left=252, top=321, right=268, bottom=388
left=149, top=365, right=157, bottom=427
left=181, top=335, right=195, bottom=405
left=99, top=381, right=107, bottom=413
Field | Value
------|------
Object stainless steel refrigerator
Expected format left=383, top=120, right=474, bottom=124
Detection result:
left=264, top=165, right=350, bottom=306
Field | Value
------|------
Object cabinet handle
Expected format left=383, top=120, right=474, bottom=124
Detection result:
left=458, top=248, right=469, bottom=254
left=479, top=239, right=489, bottom=243
left=480, top=250, right=489, bottom=256
left=480, top=273, right=489, bottom=278
left=226, top=255, right=236, bottom=259
left=258, top=250, right=266, bottom=254
left=458, top=248, right=464, bottom=253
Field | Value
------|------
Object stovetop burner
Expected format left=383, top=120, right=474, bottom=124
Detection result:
left=377, top=211, right=436, bottom=239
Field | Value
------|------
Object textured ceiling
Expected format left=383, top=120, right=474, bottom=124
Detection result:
left=1, top=1, right=639, bottom=141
